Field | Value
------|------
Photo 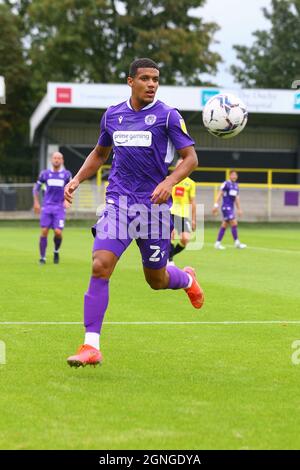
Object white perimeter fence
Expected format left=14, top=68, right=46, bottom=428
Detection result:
left=0, top=182, right=300, bottom=222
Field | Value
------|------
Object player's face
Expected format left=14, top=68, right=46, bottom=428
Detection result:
left=51, top=153, right=63, bottom=169
left=230, top=172, right=238, bottom=182
left=128, top=68, right=159, bottom=108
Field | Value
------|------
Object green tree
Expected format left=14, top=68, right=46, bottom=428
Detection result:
left=23, top=0, right=117, bottom=102
left=0, top=3, right=33, bottom=178
left=23, top=0, right=221, bottom=101
left=231, top=0, right=300, bottom=89
left=114, top=0, right=221, bottom=85
left=0, top=0, right=222, bottom=177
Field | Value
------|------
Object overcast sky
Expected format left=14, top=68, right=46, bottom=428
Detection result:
left=193, top=0, right=272, bottom=88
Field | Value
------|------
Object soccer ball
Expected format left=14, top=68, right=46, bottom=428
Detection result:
left=202, top=93, right=248, bottom=139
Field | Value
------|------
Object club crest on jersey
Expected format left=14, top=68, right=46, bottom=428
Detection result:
left=145, top=114, right=157, bottom=125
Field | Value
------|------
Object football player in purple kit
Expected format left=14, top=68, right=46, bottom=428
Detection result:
left=212, top=169, right=247, bottom=250
left=64, top=58, right=205, bottom=368
left=33, top=152, right=72, bottom=264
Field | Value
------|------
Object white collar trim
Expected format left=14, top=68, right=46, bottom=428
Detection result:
left=126, top=99, right=157, bottom=111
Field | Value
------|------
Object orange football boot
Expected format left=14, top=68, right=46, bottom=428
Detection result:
left=67, top=344, right=102, bottom=368
left=183, top=267, right=205, bottom=309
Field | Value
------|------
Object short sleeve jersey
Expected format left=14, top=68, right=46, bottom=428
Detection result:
left=171, top=177, right=196, bottom=218
left=36, top=169, right=72, bottom=206
left=97, top=99, right=195, bottom=204
left=221, top=180, right=239, bottom=208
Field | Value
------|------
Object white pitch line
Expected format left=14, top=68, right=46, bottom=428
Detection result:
left=234, top=246, right=300, bottom=255
left=0, top=321, right=300, bottom=325
left=205, top=242, right=300, bottom=255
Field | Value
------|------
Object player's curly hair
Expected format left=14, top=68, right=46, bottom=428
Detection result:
left=129, top=58, right=159, bottom=77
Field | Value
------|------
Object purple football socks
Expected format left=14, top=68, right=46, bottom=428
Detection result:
left=217, top=227, right=226, bottom=242
left=39, top=236, right=47, bottom=258
left=54, top=235, right=62, bottom=251
left=167, top=265, right=189, bottom=289
left=231, top=225, right=238, bottom=241
left=84, top=277, right=109, bottom=334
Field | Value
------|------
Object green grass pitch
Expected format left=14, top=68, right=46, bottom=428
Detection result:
left=0, top=221, right=300, bottom=450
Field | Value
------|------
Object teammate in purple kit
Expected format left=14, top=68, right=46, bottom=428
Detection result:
left=64, top=58, right=205, bottom=368
left=212, top=169, right=247, bottom=250
left=33, top=152, right=72, bottom=264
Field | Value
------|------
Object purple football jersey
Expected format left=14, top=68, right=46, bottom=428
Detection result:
left=97, top=99, right=195, bottom=204
left=221, top=180, right=239, bottom=209
left=34, top=169, right=72, bottom=207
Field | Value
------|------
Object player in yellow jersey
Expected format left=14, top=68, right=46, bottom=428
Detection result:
left=169, top=158, right=196, bottom=264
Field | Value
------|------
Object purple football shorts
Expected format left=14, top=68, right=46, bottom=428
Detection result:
left=222, top=206, right=235, bottom=221
left=92, top=200, right=173, bottom=269
left=40, top=205, right=66, bottom=230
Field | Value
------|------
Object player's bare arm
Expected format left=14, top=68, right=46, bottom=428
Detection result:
left=212, top=190, right=223, bottom=215
left=32, top=174, right=43, bottom=214
left=151, top=146, right=198, bottom=204
left=33, top=191, right=41, bottom=214
left=64, top=145, right=111, bottom=204
left=235, top=195, right=243, bottom=216
left=63, top=199, right=71, bottom=209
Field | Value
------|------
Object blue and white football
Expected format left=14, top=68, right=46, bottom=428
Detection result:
left=202, top=93, right=248, bottom=139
